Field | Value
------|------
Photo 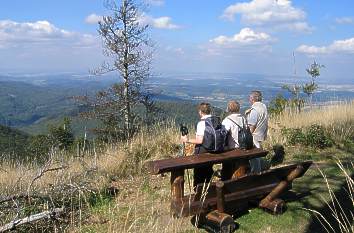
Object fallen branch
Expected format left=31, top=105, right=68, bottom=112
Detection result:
left=0, top=207, right=64, bottom=232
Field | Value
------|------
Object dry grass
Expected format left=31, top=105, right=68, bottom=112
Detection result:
left=0, top=105, right=353, bottom=232
left=0, top=121, right=181, bottom=231
left=265, top=101, right=354, bottom=148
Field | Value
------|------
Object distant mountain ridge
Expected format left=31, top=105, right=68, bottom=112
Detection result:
left=0, top=72, right=353, bottom=136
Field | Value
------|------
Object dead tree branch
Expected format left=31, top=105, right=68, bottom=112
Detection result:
left=27, top=162, right=68, bottom=195
left=0, top=207, right=64, bottom=232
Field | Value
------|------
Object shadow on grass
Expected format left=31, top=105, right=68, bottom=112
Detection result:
left=304, top=172, right=353, bottom=233
left=281, top=162, right=352, bottom=233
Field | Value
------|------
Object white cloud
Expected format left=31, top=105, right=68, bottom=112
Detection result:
left=0, top=20, right=98, bottom=48
left=335, top=17, right=354, bottom=24
left=210, top=28, right=274, bottom=45
left=139, top=14, right=181, bottom=29
left=297, top=37, right=354, bottom=54
left=0, top=20, right=102, bottom=72
left=85, top=13, right=103, bottom=24
left=221, top=0, right=311, bottom=32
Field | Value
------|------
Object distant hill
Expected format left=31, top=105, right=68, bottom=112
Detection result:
left=1, top=72, right=353, bottom=136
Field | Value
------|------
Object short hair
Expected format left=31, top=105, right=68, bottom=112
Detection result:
left=198, top=102, right=211, bottom=115
left=227, top=100, right=240, bottom=113
left=250, top=90, right=262, bottom=102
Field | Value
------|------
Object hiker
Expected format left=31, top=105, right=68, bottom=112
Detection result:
left=180, top=102, right=214, bottom=188
left=221, top=100, right=248, bottom=179
left=222, top=100, right=244, bottom=150
left=246, top=90, right=269, bottom=173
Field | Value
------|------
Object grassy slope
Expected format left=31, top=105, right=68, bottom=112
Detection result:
left=0, top=103, right=353, bottom=232
left=73, top=103, right=354, bottom=233
left=74, top=162, right=350, bottom=233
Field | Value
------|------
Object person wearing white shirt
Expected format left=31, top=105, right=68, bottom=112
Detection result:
left=222, top=100, right=244, bottom=150
left=221, top=100, right=245, bottom=179
left=246, top=90, right=268, bottom=173
left=181, top=102, right=214, bottom=188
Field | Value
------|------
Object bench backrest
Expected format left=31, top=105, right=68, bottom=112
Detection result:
left=146, top=148, right=268, bottom=175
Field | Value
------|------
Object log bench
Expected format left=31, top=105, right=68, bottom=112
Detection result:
left=146, top=148, right=312, bottom=232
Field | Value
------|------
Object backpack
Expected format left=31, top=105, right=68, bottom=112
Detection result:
left=227, top=116, right=254, bottom=150
left=202, top=116, right=228, bottom=153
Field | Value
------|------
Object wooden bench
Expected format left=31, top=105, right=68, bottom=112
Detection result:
left=146, top=148, right=312, bottom=232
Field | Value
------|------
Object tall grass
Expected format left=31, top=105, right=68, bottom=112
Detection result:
left=266, top=101, right=354, bottom=147
left=0, top=120, right=180, bottom=231
left=304, top=160, right=353, bottom=233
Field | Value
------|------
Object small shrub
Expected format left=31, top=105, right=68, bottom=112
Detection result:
left=305, top=124, right=333, bottom=148
left=282, top=124, right=333, bottom=149
left=282, top=128, right=306, bottom=145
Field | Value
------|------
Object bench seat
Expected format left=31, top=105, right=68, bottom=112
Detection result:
left=146, top=148, right=268, bottom=175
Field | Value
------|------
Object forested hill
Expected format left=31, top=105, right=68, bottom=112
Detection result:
left=0, top=124, right=29, bottom=158
left=0, top=79, right=202, bottom=136
left=0, top=81, right=80, bottom=127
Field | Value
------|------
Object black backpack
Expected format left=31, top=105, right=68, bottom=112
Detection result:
left=202, top=116, right=228, bottom=153
left=227, top=116, right=254, bottom=150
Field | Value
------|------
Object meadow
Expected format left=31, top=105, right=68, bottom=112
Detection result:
left=0, top=102, right=353, bottom=233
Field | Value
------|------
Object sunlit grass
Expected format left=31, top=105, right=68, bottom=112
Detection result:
left=0, top=105, right=353, bottom=232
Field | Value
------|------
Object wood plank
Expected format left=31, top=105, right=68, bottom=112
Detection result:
left=146, top=148, right=268, bottom=175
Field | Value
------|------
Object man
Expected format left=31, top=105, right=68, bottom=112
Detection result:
left=181, top=102, right=214, bottom=188
left=246, top=90, right=268, bottom=173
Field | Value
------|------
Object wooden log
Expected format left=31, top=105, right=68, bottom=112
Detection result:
left=259, top=165, right=304, bottom=212
left=170, top=169, right=184, bottom=201
left=146, top=148, right=268, bottom=175
left=216, top=181, right=225, bottom=213
left=263, top=198, right=286, bottom=214
left=205, top=210, right=236, bottom=233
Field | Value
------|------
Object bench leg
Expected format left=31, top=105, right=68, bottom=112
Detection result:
left=259, top=165, right=304, bottom=214
left=170, top=169, right=184, bottom=217
left=205, top=211, right=236, bottom=233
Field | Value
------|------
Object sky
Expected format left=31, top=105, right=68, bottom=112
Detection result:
left=0, top=0, right=353, bottom=81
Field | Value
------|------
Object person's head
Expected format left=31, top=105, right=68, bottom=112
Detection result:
left=226, top=100, right=240, bottom=114
left=198, top=102, right=212, bottom=117
left=249, top=90, right=262, bottom=104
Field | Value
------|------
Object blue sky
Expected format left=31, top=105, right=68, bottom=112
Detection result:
left=0, top=0, right=353, bottom=81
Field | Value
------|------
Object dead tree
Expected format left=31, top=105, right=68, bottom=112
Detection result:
left=90, top=0, right=153, bottom=140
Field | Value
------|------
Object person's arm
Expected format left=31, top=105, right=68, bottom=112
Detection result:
left=181, top=135, right=203, bottom=144
left=247, top=110, right=258, bottom=133
left=181, top=120, right=204, bottom=144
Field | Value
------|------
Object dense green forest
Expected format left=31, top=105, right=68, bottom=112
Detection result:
left=0, top=124, right=30, bottom=159
left=0, top=99, right=203, bottom=162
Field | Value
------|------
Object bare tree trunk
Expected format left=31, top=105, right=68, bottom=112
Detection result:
left=122, top=0, right=131, bottom=138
